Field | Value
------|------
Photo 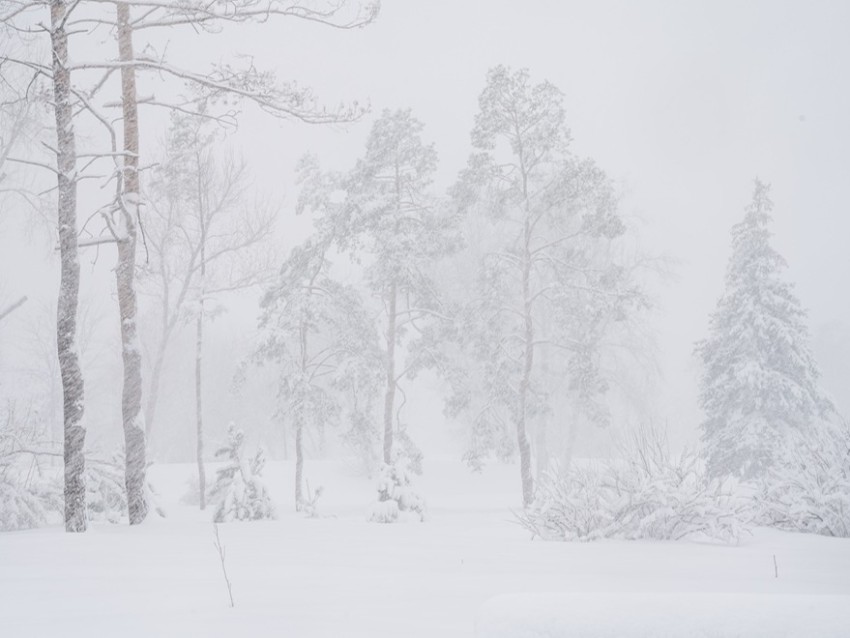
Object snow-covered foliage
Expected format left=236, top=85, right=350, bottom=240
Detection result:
left=0, top=403, right=60, bottom=531
left=85, top=453, right=128, bottom=524
left=209, top=424, right=275, bottom=523
left=447, top=66, right=646, bottom=507
left=368, top=459, right=426, bottom=523
left=697, top=180, right=834, bottom=480
left=0, top=477, right=56, bottom=532
left=517, top=427, right=749, bottom=543
left=256, top=233, right=381, bottom=506
left=757, top=419, right=850, bottom=537
left=300, top=109, right=461, bottom=468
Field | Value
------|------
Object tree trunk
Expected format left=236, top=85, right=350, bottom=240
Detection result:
left=195, top=156, right=208, bottom=510
left=50, top=0, right=86, bottom=533
left=195, top=304, right=206, bottom=510
left=382, top=281, right=398, bottom=465
left=144, top=340, right=167, bottom=440
left=517, top=252, right=534, bottom=508
left=294, top=404, right=304, bottom=511
left=117, top=2, right=147, bottom=525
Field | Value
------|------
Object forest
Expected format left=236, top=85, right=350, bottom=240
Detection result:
left=0, top=2, right=848, bottom=637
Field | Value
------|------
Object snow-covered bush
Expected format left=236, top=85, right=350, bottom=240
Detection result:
left=86, top=453, right=127, bottom=524
left=518, top=427, right=749, bottom=543
left=0, top=403, right=60, bottom=531
left=209, top=424, right=275, bottom=523
left=300, top=481, right=324, bottom=518
left=758, top=420, right=850, bottom=537
left=0, top=479, right=56, bottom=531
left=368, top=458, right=426, bottom=523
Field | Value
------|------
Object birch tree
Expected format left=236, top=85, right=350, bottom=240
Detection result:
left=141, top=111, right=275, bottom=509
left=451, top=66, right=641, bottom=508
left=1, top=2, right=90, bottom=532
left=50, top=0, right=377, bottom=524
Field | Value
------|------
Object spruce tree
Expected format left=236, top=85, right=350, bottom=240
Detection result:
left=697, top=179, right=834, bottom=479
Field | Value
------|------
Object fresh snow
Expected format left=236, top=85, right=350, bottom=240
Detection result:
left=1, top=459, right=849, bottom=637
left=476, top=593, right=850, bottom=637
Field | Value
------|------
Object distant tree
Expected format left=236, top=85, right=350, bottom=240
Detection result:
left=141, top=110, right=275, bottom=510
left=450, top=66, right=642, bottom=507
left=697, top=179, right=834, bottom=480
left=328, top=109, right=461, bottom=470
left=256, top=229, right=380, bottom=510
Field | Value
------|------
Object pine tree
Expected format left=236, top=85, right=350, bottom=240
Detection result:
left=697, top=179, right=834, bottom=480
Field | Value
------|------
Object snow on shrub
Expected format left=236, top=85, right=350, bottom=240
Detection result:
left=368, top=458, right=425, bottom=523
left=0, top=403, right=60, bottom=531
left=518, top=426, right=749, bottom=543
left=209, top=424, right=275, bottom=523
left=758, top=419, right=850, bottom=537
left=86, top=452, right=128, bottom=524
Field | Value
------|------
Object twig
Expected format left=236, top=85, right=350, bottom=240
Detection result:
left=0, top=296, right=27, bottom=323
left=212, top=523, right=235, bottom=608
left=774, top=554, right=779, bottom=579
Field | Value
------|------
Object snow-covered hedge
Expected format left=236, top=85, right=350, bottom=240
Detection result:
left=518, top=428, right=749, bottom=543
left=757, top=421, right=850, bottom=537
left=209, top=424, right=275, bottom=523
left=368, top=459, right=426, bottom=523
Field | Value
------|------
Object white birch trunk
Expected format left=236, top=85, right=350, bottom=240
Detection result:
left=50, top=0, right=87, bottom=533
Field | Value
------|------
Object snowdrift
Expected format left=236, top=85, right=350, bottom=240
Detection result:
left=476, top=593, right=850, bottom=638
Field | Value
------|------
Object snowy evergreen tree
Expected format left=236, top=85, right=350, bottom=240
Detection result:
left=209, top=424, right=275, bottom=523
left=697, top=180, right=834, bottom=480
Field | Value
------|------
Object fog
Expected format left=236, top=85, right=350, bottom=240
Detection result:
left=1, top=2, right=849, bottom=636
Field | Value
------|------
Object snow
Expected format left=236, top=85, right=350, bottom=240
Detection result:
left=1, top=459, right=849, bottom=637
left=476, top=593, right=850, bottom=637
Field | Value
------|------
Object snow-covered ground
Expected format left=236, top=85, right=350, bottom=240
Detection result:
left=1, top=459, right=849, bottom=637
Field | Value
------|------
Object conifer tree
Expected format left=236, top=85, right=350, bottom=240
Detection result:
left=697, top=179, right=834, bottom=479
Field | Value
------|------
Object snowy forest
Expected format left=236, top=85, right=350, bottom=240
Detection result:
left=1, top=1, right=849, bottom=637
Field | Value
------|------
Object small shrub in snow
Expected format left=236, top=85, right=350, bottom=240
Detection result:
left=300, top=481, right=324, bottom=518
left=0, top=404, right=60, bottom=531
left=86, top=453, right=127, bottom=524
left=757, top=420, right=850, bottom=537
left=209, top=424, right=275, bottom=523
left=518, top=427, right=749, bottom=543
left=0, top=479, right=55, bottom=531
left=368, top=459, right=425, bottom=523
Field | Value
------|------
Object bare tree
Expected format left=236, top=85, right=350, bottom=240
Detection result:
left=1, top=2, right=91, bottom=532
left=142, top=111, right=275, bottom=509
left=80, top=0, right=376, bottom=524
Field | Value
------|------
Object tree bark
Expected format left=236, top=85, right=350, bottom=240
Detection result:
left=117, top=2, right=148, bottom=524
left=195, top=151, right=208, bottom=511
left=50, top=0, right=86, bottom=533
left=382, top=281, right=398, bottom=465
left=516, top=158, right=534, bottom=508
left=294, top=404, right=304, bottom=511
left=195, top=303, right=206, bottom=510
left=517, top=245, right=534, bottom=508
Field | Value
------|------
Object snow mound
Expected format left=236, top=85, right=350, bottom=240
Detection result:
left=476, top=593, right=850, bottom=638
